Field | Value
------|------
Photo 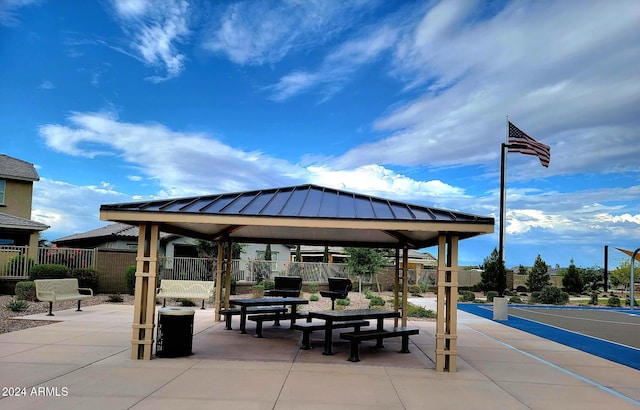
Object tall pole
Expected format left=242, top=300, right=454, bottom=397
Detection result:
left=631, top=248, right=639, bottom=311
left=498, top=143, right=507, bottom=296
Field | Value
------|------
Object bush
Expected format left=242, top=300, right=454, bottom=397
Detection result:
left=515, top=285, right=528, bottom=293
left=107, top=294, right=124, bottom=303
left=307, top=282, right=319, bottom=293
left=15, top=281, right=36, bottom=301
left=28, top=264, right=70, bottom=280
left=125, top=265, right=136, bottom=295
left=179, top=298, right=196, bottom=307
left=407, top=303, right=436, bottom=318
left=537, top=286, right=569, bottom=305
left=309, top=294, right=319, bottom=301
left=529, top=291, right=541, bottom=303
left=625, top=297, right=639, bottom=307
left=252, top=284, right=264, bottom=298
left=460, top=290, right=475, bottom=302
left=589, top=291, right=599, bottom=305
left=336, top=297, right=351, bottom=306
left=369, top=295, right=385, bottom=307
left=486, top=291, right=499, bottom=302
left=71, top=268, right=99, bottom=292
left=408, top=284, right=422, bottom=297
left=260, top=279, right=275, bottom=290
left=6, top=254, right=35, bottom=275
left=607, top=296, right=621, bottom=307
left=364, top=289, right=373, bottom=299
left=509, top=295, right=522, bottom=303
left=5, top=299, right=29, bottom=312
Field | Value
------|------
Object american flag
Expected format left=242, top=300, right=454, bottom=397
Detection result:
left=507, top=122, right=551, bottom=167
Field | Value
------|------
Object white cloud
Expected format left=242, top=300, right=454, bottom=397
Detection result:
left=202, top=1, right=372, bottom=66
left=38, top=80, right=55, bottom=90
left=0, top=0, right=39, bottom=27
left=109, top=0, right=190, bottom=82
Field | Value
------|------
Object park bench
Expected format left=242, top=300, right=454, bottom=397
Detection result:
left=292, top=320, right=370, bottom=350
left=247, top=310, right=310, bottom=338
left=264, top=276, right=302, bottom=297
left=34, top=278, right=94, bottom=316
left=339, top=326, right=420, bottom=362
left=156, top=280, right=215, bottom=309
left=319, top=277, right=352, bottom=310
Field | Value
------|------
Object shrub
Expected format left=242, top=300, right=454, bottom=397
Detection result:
left=486, top=291, right=499, bottom=302
left=261, top=279, right=275, bottom=290
left=28, top=264, right=70, bottom=280
left=125, top=265, right=136, bottom=295
left=307, top=282, right=319, bottom=293
left=71, top=268, right=99, bottom=292
left=537, top=286, right=569, bottom=305
left=309, top=294, right=319, bottom=302
left=15, top=281, right=36, bottom=301
left=460, top=290, right=475, bottom=302
left=368, top=295, right=385, bottom=307
left=407, top=303, right=436, bottom=318
left=251, top=284, right=264, bottom=298
left=509, top=295, right=522, bottom=303
left=589, top=291, right=599, bottom=305
left=179, top=298, right=196, bottom=307
left=5, top=299, right=29, bottom=312
left=409, top=284, right=422, bottom=297
left=625, top=297, right=639, bottom=307
left=336, top=297, right=351, bottom=306
left=607, top=296, right=621, bottom=307
left=107, top=294, right=124, bottom=303
left=364, top=289, right=373, bottom=299
left=515, top=285, right=528, bottom=293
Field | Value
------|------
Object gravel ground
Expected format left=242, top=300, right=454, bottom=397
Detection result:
left=1, top=291, right=432, bottom=334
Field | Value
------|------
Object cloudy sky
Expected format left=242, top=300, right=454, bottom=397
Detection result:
left=1, top=0, right=638, bottom=268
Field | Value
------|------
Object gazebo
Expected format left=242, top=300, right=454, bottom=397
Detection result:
left=99, top=184, right=494, bottom=372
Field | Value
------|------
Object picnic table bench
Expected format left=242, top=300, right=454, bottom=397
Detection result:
left=156, top=279, right=214, bottom=309
left=34, top=278, right=94, bottom=316
left=220, top=306, right=288, bottom=330
left=248, top=310, right=311, bottom=338
left=340, top=326, right=420, bottom=362
left=292, top=320, right=370, bottom=350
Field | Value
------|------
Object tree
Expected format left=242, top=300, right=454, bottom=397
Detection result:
left=263, top=244, right=272, bottom=261
left=344, top=247, right=384, bottom=283
left=196, top=240, right=243, bottom=259
left=610, top=260, right=631, bottom=290
left=323, top=245, right=329, bottom=263
left=579, top=265, right=603, bottom=290
left=562, top=258, right=583, bottom=294
left=480, top=248, right=505, bottom=294
left=518, top=265, right=527, bottom=275
left=527, top=254, right=550, bottom=291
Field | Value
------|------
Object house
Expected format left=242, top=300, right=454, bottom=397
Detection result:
left=0, top=154, right=49, bottom=248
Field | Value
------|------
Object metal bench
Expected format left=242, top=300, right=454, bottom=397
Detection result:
left=339, top=326, right=420, bottom=362
left=319, top=277, right=352, bottom=309
left=292, top=320, right=370, bottom=350
left=156, top=279, right=215, bottom=309
left=264, top=276, right=302, bottom=297
left=34, top=278, right=94, bottom=316
left=247, top=309, right=289, bottom=337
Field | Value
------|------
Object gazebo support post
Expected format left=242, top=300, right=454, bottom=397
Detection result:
left=435, top=233, right=459, bottom=372
left=131, top=223, right=159, bottom=360
left=214, top=239, right=224, bottom=322
left=402, top=244, right=409, bottom=327
left=224, top=238, right=233, bottom=311
left=394, top=248, right=400, bottom=327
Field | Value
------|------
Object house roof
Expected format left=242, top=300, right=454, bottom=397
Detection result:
left=53, top=222, right=172, bottom=245
left=100, top=184, right=494, bottom=249
left=0, top=212, right=49, bottom=231
left=0, top=154, right=40, bottom=182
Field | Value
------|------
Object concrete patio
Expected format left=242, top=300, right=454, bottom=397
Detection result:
left=0, top=302, right=638, bottom=409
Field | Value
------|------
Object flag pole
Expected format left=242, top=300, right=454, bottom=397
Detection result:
left=498, top=141, right=507, bottom=296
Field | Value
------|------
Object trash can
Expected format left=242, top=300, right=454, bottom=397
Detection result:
left=156, top=307, right=195, bottom=357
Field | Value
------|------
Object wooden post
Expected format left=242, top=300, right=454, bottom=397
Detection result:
left=435, top=233, right=459, bottom=372
left=131, top=223, right=159, bottom=360
left=394, top=248, right=400, bottom=327
left=402, top=244, right=409, bottom=327
left=224, top=238, right=232, bottom=310
left=214, top=240, right=224, bottom=322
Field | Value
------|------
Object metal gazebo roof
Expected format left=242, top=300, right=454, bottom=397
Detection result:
left=100, top=184, right=494, bottom=248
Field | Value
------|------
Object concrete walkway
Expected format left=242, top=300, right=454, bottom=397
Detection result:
left=0, top=301, right=638, bottom=409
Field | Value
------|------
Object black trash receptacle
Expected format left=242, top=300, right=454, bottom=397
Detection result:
left=156, top=307, right=195, bottom=358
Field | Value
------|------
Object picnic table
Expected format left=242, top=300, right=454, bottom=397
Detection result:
left=309, top=308, right=400, bottom=355
left=229, top=297, right=309, bottom=334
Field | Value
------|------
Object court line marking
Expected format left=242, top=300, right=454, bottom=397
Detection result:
left=510, top=307, right=640, bottom=326
left=465, top=325, right=640, bottom=407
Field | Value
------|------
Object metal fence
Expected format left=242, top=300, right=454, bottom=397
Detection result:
left=0, top=246, right=97, bottom=278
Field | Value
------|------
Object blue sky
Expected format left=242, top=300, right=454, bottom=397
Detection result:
left=1, top=0, right=639, bottom=269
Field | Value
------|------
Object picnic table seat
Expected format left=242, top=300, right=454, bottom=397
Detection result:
left=340, top=326, right=420, bottom=362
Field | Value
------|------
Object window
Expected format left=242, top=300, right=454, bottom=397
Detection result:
left=0, top=180, right=5, bottom=205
